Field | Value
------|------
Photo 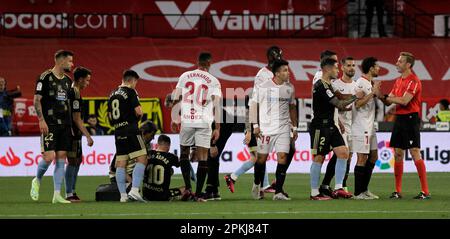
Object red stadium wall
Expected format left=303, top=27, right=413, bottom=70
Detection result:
left=1, top=37, right=450, bottom=133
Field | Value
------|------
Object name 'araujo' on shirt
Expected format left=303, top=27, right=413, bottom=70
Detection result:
left=250, top=79, right=295, bottom=135
left=176, top=69, right=222, bottom=128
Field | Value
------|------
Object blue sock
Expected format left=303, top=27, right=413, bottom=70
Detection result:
left=334, top=158, right=347, bottom=189
left=234, top=160, right=255, bottom=178
left=263, top=168, right=270, bottom=188
left=310, top=162, right=322, bottom=190
left=116, top=167, right=127, bottom=194
left=36, top=160, right=50, bottom=183
left=65, top=165, right=76, bottom=194
left=53, top=159, right=65, bottom=191
left=132, top=162, right=146, bottom=189
left=72, top=165, right=80, bottom=193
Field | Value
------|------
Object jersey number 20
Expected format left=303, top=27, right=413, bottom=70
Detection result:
left=183, top=82, right=209, bottom=106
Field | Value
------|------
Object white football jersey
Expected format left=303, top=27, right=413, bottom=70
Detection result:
left=176, top=69, right=222, bottom=128
left=352, top=77, right=376, bottom=135
left=312, top=70, right=339, bottom=125
left=251, top=80, right=295, bottom=135
left=332, top=78, right=357, bottom=134
left=254, top=66, right=274, bottom=89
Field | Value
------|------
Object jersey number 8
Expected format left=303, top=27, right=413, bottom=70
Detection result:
left=111, top=99, right=120, bottom=120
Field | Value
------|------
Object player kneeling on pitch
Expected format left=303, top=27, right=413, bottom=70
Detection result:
left=249, top=59, right=298, bottom=201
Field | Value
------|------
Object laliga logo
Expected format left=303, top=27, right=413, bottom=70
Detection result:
left=155, top=1, right=210, bottom=30
left=376, top=141, right=395, bottom=170
left=0, top=148, right=21, bottom=167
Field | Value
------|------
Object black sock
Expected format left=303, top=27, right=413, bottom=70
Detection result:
left=363, top=161, right=375, bottom=192
left=275, top=163, right=288, bottom=194
left=343, top=161, right=351, bottom=187
left=254, top=162, right=266, bottom=186
left=195, top=161, right=208, bottom=195
left=354, top=165, right=365, bottom=196
left=322, top=154, right=337, bottom=186
left=286, top=144, right=296, bottom=168
left=180, top=160, right=192, bottom=190
left=206, top=154, right=219, bottom=193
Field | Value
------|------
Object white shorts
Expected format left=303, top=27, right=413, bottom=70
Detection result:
left=257, top=131, right=290, bottom=154
left=342, top=132, right=353, bottom=152
left=352, top=134, right=378, bottom=154
left=180, top=126, right=212, bottom=149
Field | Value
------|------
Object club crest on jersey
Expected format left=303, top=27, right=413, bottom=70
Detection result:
left=36, top=82, right=42, bottom=91
left=326, top=89, right=334, bottom=98
left=73, top=100, right=79, bottom=110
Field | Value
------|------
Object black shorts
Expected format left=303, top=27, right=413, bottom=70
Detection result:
left=67, top=137, right=82, bottom=159
left=390, top=113, right=421, bottom=149
left=143, top=188, right=182, bottom=201
left=310, top=124, right=345, bottom=156
left=40, top=125, right=71, bottom=152
left=115, top=132, right=147, bottom=162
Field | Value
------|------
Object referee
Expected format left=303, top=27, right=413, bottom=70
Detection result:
left=378, top=52, right=430, bottom=199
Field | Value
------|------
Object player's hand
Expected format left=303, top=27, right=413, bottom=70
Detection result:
left=209, top=146, right=218, bottom=158
left=171, top=121, right=180, bottom=132
left=292, top=130, right=298, bottom=141
left=39, top=119, right=49, bottom=136
left=87, top=136, right=94, bottom=147
left=355, top=90, right=365, bottom=99
left=211, top=129, right=220, bottom=144
left=243, top=130, right=252, bottom=145
left=253, top=127, right=261, bottom=139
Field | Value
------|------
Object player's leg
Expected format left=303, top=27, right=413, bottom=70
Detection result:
left=179, top=126, right=195, bottom=200
left=253, top=134, right=270, bottom=199
left=411, top=147, right=430, bottom=199
left=343, top=134, right=353, bottom=191
left=31, top=128, right=58, bottom=201
left=330, top=126, right=352, bottom=198
left=65, top=138, right=81, bottom=201
left=127, top=134, right=148, bottom=202
left=320, top=153, right=336, bottom=196
left=309, top=127, right=332, bottom=200
left=362, top=134, right=378, bottom=199
left=391, top=147, right=405, bottom=199
left=353, top=152, right=368, bottom=199
left=193, top=127, right=212, bottom=201
left=115, top=156, right=129, bottom=202
left=272, top=132, right=291, bottom=200
left=52, top=126, right=71, bottom=204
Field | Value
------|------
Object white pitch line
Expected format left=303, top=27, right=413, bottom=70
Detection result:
left=1, top=210, right=450, bottom=218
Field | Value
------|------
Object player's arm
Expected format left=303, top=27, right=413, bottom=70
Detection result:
left=249, top=99, right=260, bottom=138
left=34, top=76, right=48, bottom=135
left=329, top=90, right=364, bottom=111
left=171, top=88, right=182, bottom=108
left=73, top=112, right=94, bottom=146
left=385, top=92, right=414, bottom=106
left=355, top=91, right=375, bottom=109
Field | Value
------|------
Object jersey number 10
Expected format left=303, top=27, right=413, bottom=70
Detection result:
left=147, top=164, right=165, bottom=185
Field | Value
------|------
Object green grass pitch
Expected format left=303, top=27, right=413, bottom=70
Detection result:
left=1, top=173, right=449, bottom=219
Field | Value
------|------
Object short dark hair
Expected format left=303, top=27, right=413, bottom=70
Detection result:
left=157, top=134, right=171, bottom=146
left=267, top=45, right=281, bottom=57
left=361, top=57, right=378, bottom=74
left=440, top=99, right=450, bottom=109
left=88, top=114, right=96, bottom=119
left=140, top=120, right=157, bottom=134
left=320, top=57, right=338, bottom=69
left=54, top=50, right=74, bottom=60
left=73, top=67, right=91, bottom=81
left=341, top=56, right=354, bottom=64
left=320, top=50, right=336, bottom=60
left=271, top=59, right=289, bottom=74
left=198, top=52, right=212, bottom=64
left=122, top=69, right=139, bottom=81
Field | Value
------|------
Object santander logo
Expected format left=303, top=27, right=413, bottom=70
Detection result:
left=0, top=147, right=21, bottom=167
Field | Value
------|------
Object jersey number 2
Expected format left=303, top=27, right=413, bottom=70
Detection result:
left=183, top=82, right=209, bottom=106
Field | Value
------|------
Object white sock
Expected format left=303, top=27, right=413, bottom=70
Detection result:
left=120, top=193, right=128, bottom=199
left=334, top=184, right=343, bottom=190
left=311, top=188, right=320, bottom=196
left=130, top=187, right=139, bottom=194
left=66, top=193, right=73, bottom=198
left=230, top=173, right=238, bottom=181
left=54, top=190, right=60, bottom=196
